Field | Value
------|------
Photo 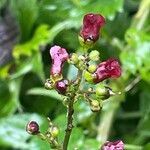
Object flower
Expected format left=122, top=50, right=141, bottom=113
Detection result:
left=80, top=13, right=105, bottom=42
left=26, top=121, right=39, bottom=135
left=55, top=79, right=69, bottom=94
left=50, top=45, right=69, bottom=76
left=93, top=58, right=121, bottom=83
left=101, top=140, right=124, bottom=150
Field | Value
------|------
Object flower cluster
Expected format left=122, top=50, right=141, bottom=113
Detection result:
left=26, top=13, right=123, bottom=149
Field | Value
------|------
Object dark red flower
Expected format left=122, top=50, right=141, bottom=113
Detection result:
left=93, top=58, right=121, bottom=83
left=101, top=140, right=124, bottom=150
left=50, top=45, right=69, bottom=76
left=26, top=121, right=39, bottom=135
left=55, top=79, right=69, bottom=94
left=80, top=13, right=105, bottom=42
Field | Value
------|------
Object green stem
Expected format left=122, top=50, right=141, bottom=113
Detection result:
left=62, top=70, right=82, bottom=150
left=62, top=100, right=74, bottom=150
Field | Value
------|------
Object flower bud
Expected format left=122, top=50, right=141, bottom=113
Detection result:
left=79, top=13, right=105, bottom=44
left=93, top=58, right=121, bottom=83
left=96, top=85, right=110, bottom=100
left=26, top=121, right=39, bottom=135
left=49, top=126, right=59, bottom=138
left=55, top=79, right=69, bottom=95
left=69, top=53, right=79, bottom=64
left=84, top=71, right=94, bottom=83
left=90, top=100, right=101, bottom=112
left=44, top=79, right=53, bottom=90
left=89, top=50, right=100, bottom=61
left=101, top=140, right=124, bottom=150
left=88, top=64, right=97, bottom=73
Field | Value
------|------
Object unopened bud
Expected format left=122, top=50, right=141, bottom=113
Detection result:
left=89, top=50, right=100, bottom=61
left=55, top=79, right=69, bottom=95
left=26, top=121, right=39, bottom=135
left=90, top=100, right=101, bottom=112
left=69, top=53, right=79, bottom=64
left=50, top=126, right=59, bottom=138
left=88, top=64, right=97, bottom=73
left=84, top=71, right=94, bottom=83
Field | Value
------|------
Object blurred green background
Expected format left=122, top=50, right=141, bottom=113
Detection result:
left=0, top=0, right=150, bottom=149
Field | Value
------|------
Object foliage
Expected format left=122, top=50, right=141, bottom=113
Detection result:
left=0, top=0, right=150, bottom=149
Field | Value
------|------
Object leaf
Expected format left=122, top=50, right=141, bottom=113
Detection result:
left=10, top=0, right=39, bottom=41
left=27, top=87, right=62, bottom=101
left=13, top=25, right=50, bottom=59
left=79, top=139, right=100, bottom=150
left=0, top=113, right=45, bottom=149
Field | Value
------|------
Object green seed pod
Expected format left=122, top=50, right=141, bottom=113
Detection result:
left=88, top=64, right=97, bottom=73
left=69, top=53, right=79, bottom=64
left=90, top=100, right=101, bottom=112
left=96, top=85, right=110, bottom=100
left=83, top=71, right=94, bottom=83
left=50, top=126, right=59, bottom=138
left=89, top=50, right=100, bottom=61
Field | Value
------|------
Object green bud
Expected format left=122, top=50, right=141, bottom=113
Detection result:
left=69, top=53, right=79, bottom=64
left=96, top=85, right=110, bottom=100
left=88, top=64, right=97, bottom=73
left=50, top=126, right=59, bottom=138
left=77, top=60, right=86, bottom=70
left=78, top=36, right=94, bottom=50
left=83, top=71, right=94, bottom=83
left=45, top=79, right=53, bottom=90
left=89, top=50, right=100, bottom=61
left=90, top=100, right=101, bottom=112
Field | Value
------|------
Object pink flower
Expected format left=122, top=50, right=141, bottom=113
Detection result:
left=80, top=13, right=105, bottom=42
left=93, top=58, right=121, bottom=83
left=50, top=45, right=69, bottom=76
left=101, top=140, right=124, bottom=150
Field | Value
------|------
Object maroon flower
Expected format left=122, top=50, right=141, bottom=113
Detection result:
left=101, top=140, right=124, bottom=150
left=50, top=45, right=69, bottom=76
left=80, top=13, right=105, bottom=42
left=93, top=58, right=121, bottom=83
left=55, top=79, right=69, bottom=94
left=26, top=121, right=39, bottom=135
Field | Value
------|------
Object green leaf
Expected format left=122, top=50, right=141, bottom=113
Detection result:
left=0, top=113, right=45, bottom=149
left=13, top=25, right=50, bottom=59
left=27, top=87, right=62, bottom=101
left=10, top=0, right=39, bottom=41
left=79, top=139, right=100, bottom=150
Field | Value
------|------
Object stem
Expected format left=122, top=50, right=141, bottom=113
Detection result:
left=63, top=100, right=74, bottom=150
left=63, top=70, right=82, bottom=150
